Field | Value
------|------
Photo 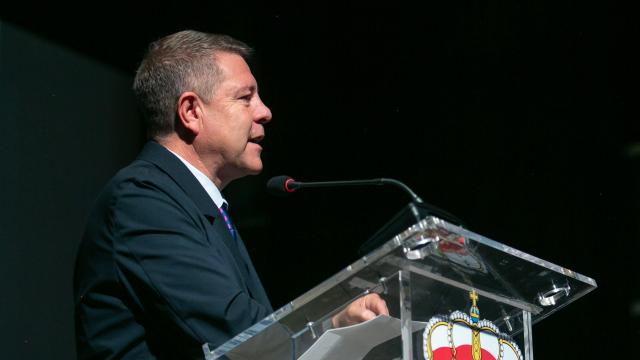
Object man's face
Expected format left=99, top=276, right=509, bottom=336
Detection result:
left=196, top=52, right=272, bottom=184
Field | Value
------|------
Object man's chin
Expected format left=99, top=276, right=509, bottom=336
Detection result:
left=244, top=168, right=262, bottom=176
left=241, top=161, right=264, bottom=176
left=220, top=164, right=262, bottom=188
left=222, top=158, right=264, bottom=184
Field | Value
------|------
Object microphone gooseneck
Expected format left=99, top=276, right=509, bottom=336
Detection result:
left=266, top=175, right=423, bottom=204
left=266, top=175, right=467, bottom=254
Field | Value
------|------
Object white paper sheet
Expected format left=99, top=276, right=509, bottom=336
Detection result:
left=299, top=315, right=426, bottom=360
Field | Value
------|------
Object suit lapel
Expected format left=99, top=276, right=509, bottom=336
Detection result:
left=136, top=142, right=251, bottom=285
left=234, top=231, right=273, bottom=310
left=137, top=142, right=217, bottom=218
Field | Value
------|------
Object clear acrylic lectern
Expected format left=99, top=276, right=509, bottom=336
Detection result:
left=203, top=216, right=597, bottom=360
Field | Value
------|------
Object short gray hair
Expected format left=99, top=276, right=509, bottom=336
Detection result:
left=133, top=30, right=253, bottom=139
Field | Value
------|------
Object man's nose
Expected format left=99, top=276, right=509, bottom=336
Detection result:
left=254, top=95, right=272, bottom=124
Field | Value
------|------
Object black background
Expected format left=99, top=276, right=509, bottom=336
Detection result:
left=1, top=0, right=638, bottom=358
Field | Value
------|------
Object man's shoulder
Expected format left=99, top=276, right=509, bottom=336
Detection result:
left=88, top=145, right=182, bottom=213
left=97, top=160, right=192, bottom=215
left=113, top=157, right=166, bottom=184
left=103, top=141, right=182, bottom=197
left=82, top=155, right=202, bottom=245
left=86, top=141, right=213, bottom=227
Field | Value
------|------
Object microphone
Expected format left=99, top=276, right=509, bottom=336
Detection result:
left=267, top=175, right=466, bottom=227
left=266, top=175, right=467, bottom=256
left=266, top=175, right=424, bottom=204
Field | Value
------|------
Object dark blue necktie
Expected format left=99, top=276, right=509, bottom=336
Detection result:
left=218, top=203, right=237, bottom=241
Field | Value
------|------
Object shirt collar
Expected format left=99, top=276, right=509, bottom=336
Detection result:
left=166, top=148, right=227, bottom=209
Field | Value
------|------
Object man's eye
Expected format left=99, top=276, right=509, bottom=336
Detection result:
left=239, top=94, right=252, bottom=101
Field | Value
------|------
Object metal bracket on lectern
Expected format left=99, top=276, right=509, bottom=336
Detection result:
left=403, top=235, right=439, bottom=260
left=537, top=283, right=571, bottom=306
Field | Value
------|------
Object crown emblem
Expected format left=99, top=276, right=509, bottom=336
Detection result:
left=423, top=290, right=522, bottom=360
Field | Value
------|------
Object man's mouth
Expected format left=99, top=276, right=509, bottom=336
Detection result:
left=248, top=134, right=264, bottom=144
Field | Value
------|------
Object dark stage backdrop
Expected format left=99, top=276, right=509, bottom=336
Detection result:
left=0, top=22, right=144, bottom=358
left=1, top=1, right=637, bottom=358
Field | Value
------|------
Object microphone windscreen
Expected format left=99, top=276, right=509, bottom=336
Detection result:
left=266, top=175, right=294, bottom=196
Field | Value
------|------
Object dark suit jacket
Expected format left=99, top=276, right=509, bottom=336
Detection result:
left=74, top=141, right=273, bottom=359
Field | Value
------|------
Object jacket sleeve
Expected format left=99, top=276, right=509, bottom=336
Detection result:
left=111, top=177, right=271, bottom=358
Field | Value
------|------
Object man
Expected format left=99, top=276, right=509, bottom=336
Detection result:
left=74, top=30, right=387, bottom=359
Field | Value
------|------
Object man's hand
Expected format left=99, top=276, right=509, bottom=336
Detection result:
left=331, top=293, right=389, bottom=328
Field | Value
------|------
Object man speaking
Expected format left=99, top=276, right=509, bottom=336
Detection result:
left=73, top=30, right=387, bottom=359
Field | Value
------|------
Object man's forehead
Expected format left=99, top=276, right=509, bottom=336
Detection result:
left=218, top=81, right=258, bottom=97
left=215, top=53, right=258, bottom=91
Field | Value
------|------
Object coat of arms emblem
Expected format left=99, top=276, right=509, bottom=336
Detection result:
left=423, top=290, right=522, bottom=360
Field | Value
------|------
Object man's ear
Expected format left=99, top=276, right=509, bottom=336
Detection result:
left=176, top=92, right=204, bottom=136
